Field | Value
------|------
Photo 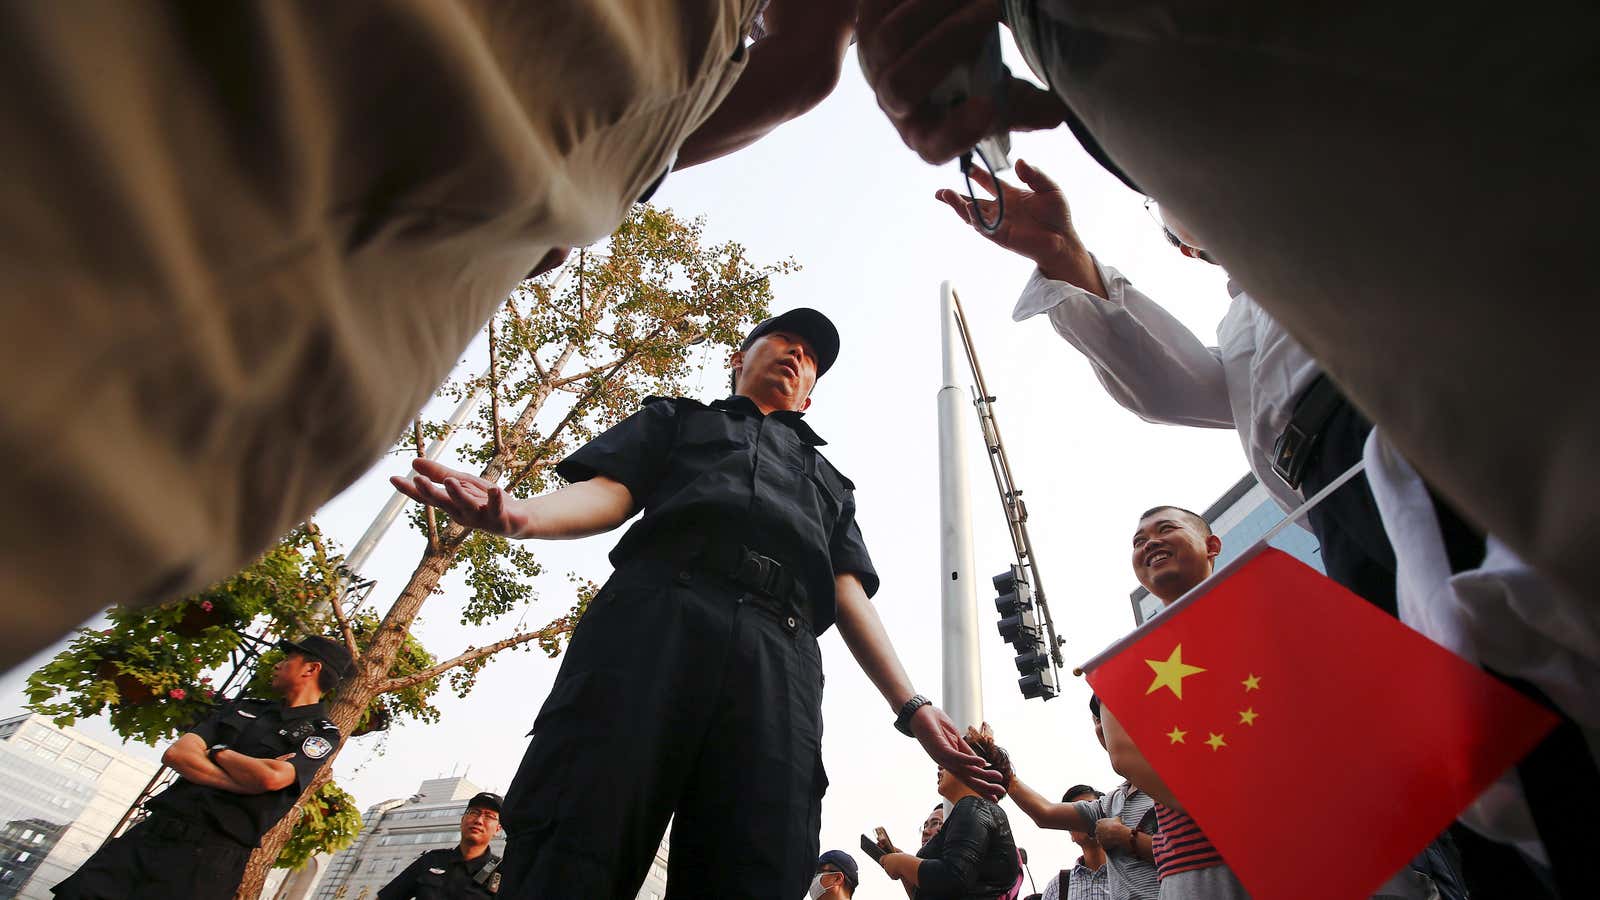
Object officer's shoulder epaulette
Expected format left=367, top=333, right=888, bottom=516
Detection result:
left=640, top=394, right=703, bottom=412
left=316, top=718, right=341, bottom=735
left=811, top=450, right=857, bottom=492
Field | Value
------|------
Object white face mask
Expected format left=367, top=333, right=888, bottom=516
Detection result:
left=807, top=872, right=838, bottom=899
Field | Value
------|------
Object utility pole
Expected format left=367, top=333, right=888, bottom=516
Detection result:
left=938, top=281, right=985, bottom=731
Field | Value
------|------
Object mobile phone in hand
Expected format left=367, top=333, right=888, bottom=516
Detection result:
left=861, top=833, right=888, bottom=862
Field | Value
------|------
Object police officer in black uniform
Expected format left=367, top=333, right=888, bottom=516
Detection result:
left=378, top=792, right=505, bottom=899
left=393, top=308, right=1006, bottom=899
left=53, top=635, right=352, bottom=899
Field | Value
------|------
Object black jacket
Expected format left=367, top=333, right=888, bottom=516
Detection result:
left=914, top=796, right=1020, bottom=899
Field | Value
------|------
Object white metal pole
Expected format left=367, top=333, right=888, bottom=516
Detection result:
left=938, top=281, right=984, bottom=731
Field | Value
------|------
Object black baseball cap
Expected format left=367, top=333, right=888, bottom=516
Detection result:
left=278, top=636, right=355, bottom=680
left=741, top=308, right=840, bottom=378
left=817, top=850, right=859, bottom=888
left=466, top=792, right=503, bottom=813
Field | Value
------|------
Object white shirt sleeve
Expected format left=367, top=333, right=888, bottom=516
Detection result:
left=1013, top=261, right=1234, bottom=429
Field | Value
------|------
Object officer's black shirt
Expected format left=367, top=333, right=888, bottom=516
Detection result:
left=377, top=846, right=501, bottom=899
left=145, top=698, right=341, bottom=847
left=555, top=394, right=877, bottom=634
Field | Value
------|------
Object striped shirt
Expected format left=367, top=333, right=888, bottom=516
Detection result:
left=1151, top=804, right=1225, bottom=879
left=1069, top=783, right=1160, bottom=900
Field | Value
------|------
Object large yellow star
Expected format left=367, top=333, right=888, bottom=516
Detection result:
left=1144, top=645, right=1206, bottom=699
left=1242, top=673, right=1262, bottom=692
left=1166, top=726, right=1187, bottom=744
left=1205, top=732, right=1227, bottom=751
left=1238, top=708, right=1259, bottom=726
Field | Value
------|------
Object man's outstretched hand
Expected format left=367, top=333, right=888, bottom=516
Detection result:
left=856, top=0, right=1066, bottom=164
left=389, top=459, right=531, bottom=539
left=911, top=705, right=1006, bottom=801
left=963, top=722, right=1015, bottom=788
left=934, top=159, right=1106, bottom=298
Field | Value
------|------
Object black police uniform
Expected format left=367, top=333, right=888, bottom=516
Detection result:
left=497, top=394, right=878, bottom=900
left=378, top=846, right=502, bottom=899
left=53, top=699, right=341, bottom=900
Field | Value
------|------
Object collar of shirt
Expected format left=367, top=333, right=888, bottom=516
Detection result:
left=278, top=701, right=328, bottom=721
left=711, top=395, right=827, bottom=446
left=1074, top=856, right=1106, bottom=875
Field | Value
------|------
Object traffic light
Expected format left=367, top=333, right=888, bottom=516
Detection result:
left=992, top=565, right=1059, bottom=700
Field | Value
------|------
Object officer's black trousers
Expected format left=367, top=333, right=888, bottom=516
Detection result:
left=498, top=559, right=827, bottom=900
left=50, top=817, right=249, bottom=900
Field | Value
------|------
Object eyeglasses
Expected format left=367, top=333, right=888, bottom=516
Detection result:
left=1143, top=198, right=1184, bottom=249
left=462, top=809, right=500, bottom=822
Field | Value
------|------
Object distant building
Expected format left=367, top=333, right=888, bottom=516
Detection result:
left=1131, top=473, right=1325, bottom=624
left=314, top=775, right=670, bottom=900
left=0, top=715, right=159, bottom=900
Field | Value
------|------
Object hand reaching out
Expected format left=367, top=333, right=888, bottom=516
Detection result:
left=911, top=705, right=1006, bottom=801
left=388, top=458, right=532, bottom=538
left=934, top=158, right=1104, bottom=296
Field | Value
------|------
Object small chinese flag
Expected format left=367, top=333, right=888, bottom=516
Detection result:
left=1084, top=548, right=1557, bottom=900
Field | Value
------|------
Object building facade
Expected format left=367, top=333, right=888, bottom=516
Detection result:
left=313, top=775, right=670, bottom=900
left=1131, top=473, right=1326, bottom=624
left=0, top=715, right=159, bottom=900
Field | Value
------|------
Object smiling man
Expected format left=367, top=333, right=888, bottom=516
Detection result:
left=393, top=308, right=1002, bottom=899
left=378, top=792, right=504, bottom=900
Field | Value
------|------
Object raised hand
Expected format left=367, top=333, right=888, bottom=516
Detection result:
left=911, top=705, right=1007, bottom=801
left=934, top=159, right=1103, bottom=295
left=963, top=722, right=1015, bottom=788
left=856, top=0, right=1066, bottom=164
left=388, top=458, right=531, bottom=538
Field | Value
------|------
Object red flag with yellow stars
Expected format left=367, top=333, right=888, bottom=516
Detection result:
left=1084, top=548, right=1557, bottom=900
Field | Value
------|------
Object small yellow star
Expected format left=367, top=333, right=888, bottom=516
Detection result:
left=1166, top=726, right=1187, bottom=744
left=1144, top=645, right=1207, bottom=699
left=1242, top=673, right=1262, bottom=692
left=1238, top=708, right=1259, bottom=726
left=1205, top=732, right=1227, bottom=751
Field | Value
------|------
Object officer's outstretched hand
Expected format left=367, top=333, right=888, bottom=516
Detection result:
left=911, top=705, right=1006, bottom=801
left=390, top=459, right=529, bottom=538
left=934, top=159, right=1104, bottom=297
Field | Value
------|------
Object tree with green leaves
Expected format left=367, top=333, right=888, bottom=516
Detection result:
left=232, top=205, right=791, bottom=898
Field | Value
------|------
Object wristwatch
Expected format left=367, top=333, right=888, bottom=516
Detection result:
left=893, top=694, right=931, bottom=737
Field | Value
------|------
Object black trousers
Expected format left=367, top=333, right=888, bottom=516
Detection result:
left=50, top=817, right=250, bottom=900
left=497, top=559, right=827, bottom=900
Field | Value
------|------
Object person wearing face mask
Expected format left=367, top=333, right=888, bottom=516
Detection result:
left=811, top=850, right=860, bottom=899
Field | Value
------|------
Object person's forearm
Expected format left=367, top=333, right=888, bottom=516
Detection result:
left=1037, top=242, right=1107, bottom=300
left=213, top=749, right=294, bottom=794
left=673, top=0, right=855, bottom=170
left=1009, top=775, right=1088, bottom=831
left=1132, top=829, right=1156, bottom=864
left=516, top=477, right=634, bottom=540
left=162, top=739, right=256, bottom=794
left=1102, top=706, right=1182, bottom=811
left=832, top=575, right=915, bottom=711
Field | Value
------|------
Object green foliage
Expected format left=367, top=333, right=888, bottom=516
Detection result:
left=275, top=781, right=363, bottom=869
left=24, top=527, right=346, bottom=745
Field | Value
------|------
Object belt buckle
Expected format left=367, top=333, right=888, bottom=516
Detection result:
left=1272, top=423, right=1309, bottom=490
left=735, top=548, right=784, bottom=597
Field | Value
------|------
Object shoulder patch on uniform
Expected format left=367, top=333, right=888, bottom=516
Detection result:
left=428, top=867, right=447, bottom=875
left=300, top=735, right=333, bottom=759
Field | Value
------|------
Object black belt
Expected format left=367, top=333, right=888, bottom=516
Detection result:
left=1272, top=374, right=1346, bottom=491
left=632, top=533, right=811, bottom=631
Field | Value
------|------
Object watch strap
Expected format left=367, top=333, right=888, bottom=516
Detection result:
left=894, top=694, right=931, bottom=737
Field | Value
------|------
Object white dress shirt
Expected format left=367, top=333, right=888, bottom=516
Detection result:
left=1012, top=261, right=1321, bottom=518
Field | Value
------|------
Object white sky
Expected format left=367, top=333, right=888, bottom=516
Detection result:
left=0, top=45, right=1251, bottom=897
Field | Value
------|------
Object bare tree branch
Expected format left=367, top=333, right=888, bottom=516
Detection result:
left=488, top=315, right=503, bottom=465
left=376, top=623, right=569, bottom=694
left=304, top=523, right=362, bottom=666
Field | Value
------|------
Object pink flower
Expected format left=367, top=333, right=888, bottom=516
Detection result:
left=204, top=689, right=216, bottom=699
left=168, top=688, right=186, bottom=700
left=192, top=657, right=201, bottom=664
left=200, top=600, right=214, bottom=612
left=200, top=675, right=213, bottom=683
left=101, top=629, right=113, bottom=636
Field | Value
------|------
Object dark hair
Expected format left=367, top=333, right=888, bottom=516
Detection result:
left=1088, top=694, right=1101, bottom=720
left=1062, top=784, right=1103, bottom=802
left=1139, top=505, right=1212, bottom=536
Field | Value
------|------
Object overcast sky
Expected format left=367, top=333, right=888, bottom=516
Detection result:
left=0, top=44, right=1250, bottom=896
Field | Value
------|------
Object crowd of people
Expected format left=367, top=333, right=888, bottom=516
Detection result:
left=4, top=1, right=1593, bottom=898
